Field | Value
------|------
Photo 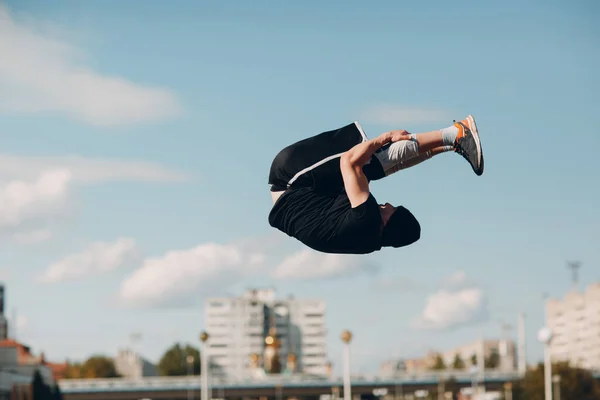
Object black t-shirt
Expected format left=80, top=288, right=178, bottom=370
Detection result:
left=268, top=187, right=383, bottom=254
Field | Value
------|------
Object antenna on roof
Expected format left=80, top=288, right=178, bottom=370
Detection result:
left=567, top=260, right=581, bottom=291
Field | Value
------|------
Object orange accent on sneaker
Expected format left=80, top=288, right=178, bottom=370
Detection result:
left=454, top=117, right=474, bottom=140
left=454, top=121, right=467, bottom=139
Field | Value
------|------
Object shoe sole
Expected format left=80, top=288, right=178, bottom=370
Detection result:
left=466, top=115, right=483, bottom=175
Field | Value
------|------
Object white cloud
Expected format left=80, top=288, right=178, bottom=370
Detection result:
left=118, top=242, right=266, bottom=308
left=0, top=156, right=189, bottom=238
left=440, top=270, right=472, bottom=290
left=271, top=249, right=379, bottom=280
left=361, top=104, right=452, bottom=125
left=0, top=168, right=71, bottom=229
left=412, top=271, right=489, bottom=331
left=12, top=229, right=53, bottom=244
left=0, top=4, right=181, bottom=126
left=0, top=154, right=189, bottom=184
left=40, top=237, right=139, bottom=283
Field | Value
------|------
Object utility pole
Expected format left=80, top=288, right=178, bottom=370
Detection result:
left=130, top=332, right=143, bottom=379
left=567, top=261, right=581, bottom=291
left=517, top=312, right=527, bottom=376
left=498, top=320, right=513, bottom=371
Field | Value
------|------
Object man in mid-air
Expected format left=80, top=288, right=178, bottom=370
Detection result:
left=267, top=115, right=483, bottom=254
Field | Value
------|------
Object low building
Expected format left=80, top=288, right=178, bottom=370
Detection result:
left=113, top=349, right=158, bottom=378
left=0, top=339, right=58, bottom=399
left=381, top=339, right=517, bottom=376
left=0, top=339, right=63, bottom=382
left=440, top=339, right=517, bottom=371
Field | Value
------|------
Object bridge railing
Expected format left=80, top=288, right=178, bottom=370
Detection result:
left=58, top=371, right=522, bottom=392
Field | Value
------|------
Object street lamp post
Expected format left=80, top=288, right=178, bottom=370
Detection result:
left=537, top=327, right=553, bottom=400
left=437, top=379, right=445, bottom=400
left=469, top=365, right=478, bottom=394
left=552, top=375, right=561, bottom=400
left=187, top=355, right=194, bottom=400
left=200, top=331, right=210, bottom=400
left=503, top=382, right=513, bottom=400
left=340, top=330, right=353, bottom=400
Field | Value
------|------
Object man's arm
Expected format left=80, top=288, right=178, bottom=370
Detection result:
left=340, top=130, right=409, bottom=208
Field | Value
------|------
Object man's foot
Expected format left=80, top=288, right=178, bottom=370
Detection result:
left=453, top=115, right=484, bottom=176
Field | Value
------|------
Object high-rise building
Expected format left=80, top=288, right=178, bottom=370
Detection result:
left=204, top=288, right=328, bottom=379
left=545, top=282, right=600, bottom=370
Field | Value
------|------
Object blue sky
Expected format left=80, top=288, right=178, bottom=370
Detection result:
left=0, top=0, right=598, bottom=375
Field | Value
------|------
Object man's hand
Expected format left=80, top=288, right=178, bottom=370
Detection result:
left=388, top=130, right=412, bottom=142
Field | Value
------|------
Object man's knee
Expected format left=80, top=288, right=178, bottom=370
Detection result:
left=374, top=140, right=420, bottom=174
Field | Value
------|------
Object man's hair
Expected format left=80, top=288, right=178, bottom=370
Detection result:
left=381, top=206, right=421, bottom=248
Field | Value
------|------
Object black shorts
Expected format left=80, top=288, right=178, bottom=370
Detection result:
left=268, top=122, right=385, bottom=193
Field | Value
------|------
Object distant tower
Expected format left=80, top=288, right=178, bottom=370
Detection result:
left=0, top=284, right=8, bottom=340
left=567, top=261, right=581, bottom=291
left=263, top=317, right=282, bottom=374
left=517, top=312, right=527, bottom=375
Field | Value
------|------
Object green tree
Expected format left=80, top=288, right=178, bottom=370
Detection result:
left=443, top=376, right=458, bottom=398
left=470, top=353, right=477, bottom=366
left=51, top=383, right=64, bottom=400
left=63, top=362, right=84, bottom=379
left=430, top=353, right=446, bottom=370
left=32, top=370, right=51, bottom=400
left=81, top=355, right=120, bottom=378
left=158, top=343, right=201, bottom=376
left=63, top=356, right=119, bottom=379
left=514, top=361, right=600, bottom=400
left=485, top=349, right=500, bottom=369
left=452, top=354, right=465, bottom=370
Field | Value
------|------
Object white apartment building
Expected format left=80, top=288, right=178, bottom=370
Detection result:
left=113, top=349, right=158, bottom=378
left=204, top=288, right=328, bottom=379
left=545, top=282, right=600, bottom=370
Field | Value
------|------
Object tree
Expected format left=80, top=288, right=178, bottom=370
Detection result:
left=442, top=376, right=458, bottom=398
left=51, top=383, right=64, bottom=400
left=81, top=355, right=120, bottom=378
left=452, top=354, right=465, bottom=370
left=158, top=343, right=201, bottom=376
left=430, top=353, right=446, bottom=370
left=470, top=353, right=477, bottom=366
left=32, top=370, right=51, bottom=400
left=63, top=356, right=119, bottom=379
left=514, top=361, right=600, bottom=400
left=485, top=349, right=500, bottom=369
left=63, top=362, right=84, bottom=379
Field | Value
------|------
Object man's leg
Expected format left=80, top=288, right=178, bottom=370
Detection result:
left=268, top=122, right=367, bottom=193
left=373, top=115, right=483, bottom=177
left=379, top=145, right=451, bottom=174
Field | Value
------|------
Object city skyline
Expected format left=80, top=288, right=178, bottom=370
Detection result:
left=1, top=0, right=598, bottom=377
